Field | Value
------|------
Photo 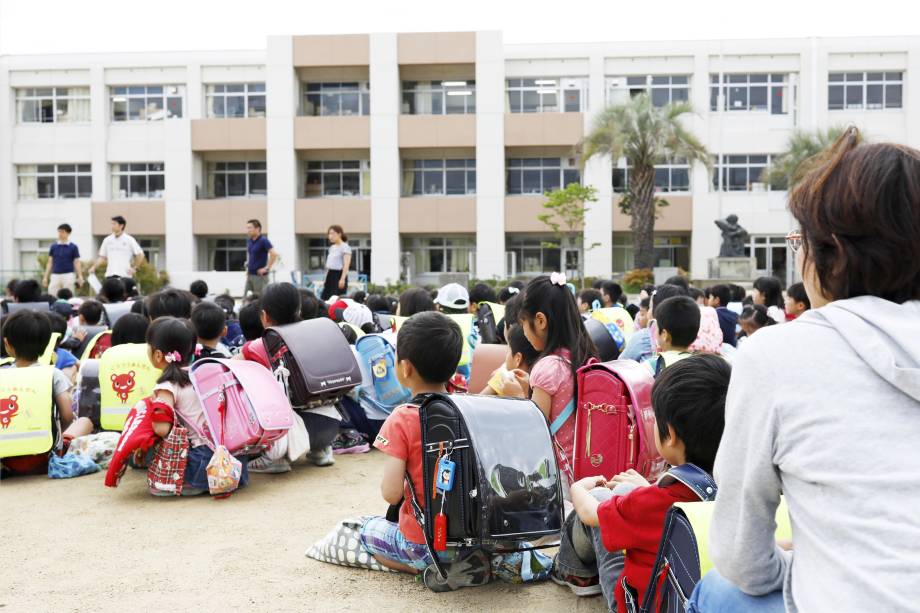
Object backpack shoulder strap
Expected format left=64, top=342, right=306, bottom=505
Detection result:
left=404, top=470, right=448, bottom=580
left=549, top=399, right=575, bottom=436
left=657, top=463, right=717, bottom=501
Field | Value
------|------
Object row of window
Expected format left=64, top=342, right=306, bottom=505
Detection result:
left=15, top=70, right=904, bottom=124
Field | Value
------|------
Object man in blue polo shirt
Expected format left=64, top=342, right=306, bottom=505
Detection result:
left=244, top=218, right=277, bottom=297
left=42, top=223, right=84, bottom=295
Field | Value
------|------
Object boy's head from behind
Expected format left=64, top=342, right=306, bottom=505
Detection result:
left=191, top=301, right=227, bottom=342
left=396, top=311, right=463, bottom=391
left=2, top=310, right=52, bottom=362
left=651, top=353, right=730, bottom=474
left=238, top=301, right=264, bottom=341
left=260, top=283, right=302, bottom=327
left=654, top=296, right=700, bottom=351
left=78, top=299, right=104, bottom=325
left=146, top=289, right=192, bottom=320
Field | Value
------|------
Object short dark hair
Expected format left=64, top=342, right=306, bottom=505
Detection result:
left=191, top=301, right=226, bottom=341
left=78, top=299, right=104, bottom=325
left=506, top=324, right=540, bottom=370
left=247, top=219, right=262, bottom=230
left=650, top=283, right=688, bottom=312
left=601, top=281, right=623, bottom=304
left=146, top=289, right=192, bottom=320
left=122, top=277, right=139, bottom=298
left=189, top=280, right=208, bottom=300
left=111, top=215, right=126, bottom=227
left=298, top=288, right=324, bottom=321
left=753, top=276, right=784, bottom=309
left=351, top=290, right=367, bottom=304
left=789, top=128, right=920, bottom=303
left=740, top=304, right=777, bottom=330
left=707, top=284, right=731, bottom=307
left=100, top=277, right=125, bottom=303
left=578, top=289, right=603, bottom=310
left=47, top=311, right=68, bottom=337
left=339, top=323, right=358, bottom=345
left=639, top=297, right=650, bottom=310
left=130, top=299, right=148, bottom=318
left=261, top=283, right=301, bottom=326
left=729, top=284, right=746, bottom=303
left=498, top=281, right=524, bottom=303
left=239, top=301, right=264, bottom=341
left=111, top=313, right=150, bottom=345
left=652, top=354, right=731, bottom=474
left=688, top=287, right=704, bottom=302
left=786, top=282, right=811, bottom=310
left=654, top=296, right=701, bottom=348
left=13, top=279, right=42, bottom=303
left=469, top=283, right=498, bottom=305
left=56, top=288, right=73, bottom=300
left=366, top=294, right=390, bottom=314
left=214, top=294, right=235, bottom=318
left=398, top=287, right=435, bottom=317
left=664, top=275, right=690, bottom=291
left=396, top=311, right=463, bottom=384
left=2, top=310, right=51, bottom=361
left=57, top=223, right=72, bottom=233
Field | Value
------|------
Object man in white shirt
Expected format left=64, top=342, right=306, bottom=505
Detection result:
left=88, top=215, right=145, bottom=279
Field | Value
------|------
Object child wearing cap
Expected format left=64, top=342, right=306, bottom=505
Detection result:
left=434, top=283, right=479, bottom=385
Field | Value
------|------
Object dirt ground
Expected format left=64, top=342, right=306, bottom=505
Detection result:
left=2, top=450, right=607, bottom=613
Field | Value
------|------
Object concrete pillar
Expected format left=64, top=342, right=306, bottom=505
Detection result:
left=475, top=30, right=506, bottom=279
left=583, top=53, right=613, bottom=279
left=163, top=64, right=196, bottom=272
left=0, top=62, right=15, bottom=271
left=87, top=65, right=108, bottom=256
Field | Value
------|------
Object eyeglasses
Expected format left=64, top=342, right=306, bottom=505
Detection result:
left=786, top=231, right=803, bottom=253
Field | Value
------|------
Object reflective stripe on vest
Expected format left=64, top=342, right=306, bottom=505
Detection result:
left=393, top=314, right=474, bottom=367
left=98, top=343, right=161, bottom=431
left=40, top=332, right=62, bottom=366
left=0, top=365, right=54, bottom=458
left=591, top=307, right=635, bottom=344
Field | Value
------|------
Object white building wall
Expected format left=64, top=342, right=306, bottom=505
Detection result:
left=583, top=52, right=613, bottom=278
left=475, top=30, right=506, bottom=279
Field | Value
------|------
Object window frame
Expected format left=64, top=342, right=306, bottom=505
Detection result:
left=16, top=163, right=92, bottom=200
left=205, top=237, right=248, bottom=272
left=711, top=154, right=778, bottom=192
left=615, top=75, right=690, bottom=108
left=208, top=161, right=267, bottom=198
left=401, top=80, right=476, bottom=115
left=110, top=84, right=185, bottom=122
left=205, top=82, right=266, bottom=118
left=402, top=159, right=476, bottom=196
left=303, top=160, right=370, bottom=198
left=15, top=87, right=91, bottom=124
left=612, top=157, right=692, bottom=193
left=302, top=82, right=370, bottom=117
left=827, top=71, right=903, bottom=111
left=709, top=73, right=790, bottom=114
left=401, top=236, right=476, bottom=274
left=110, top=162, right=165, bottom=199
left=506, top=77, right=585, bottom=113
left=506, top=157, right=581, bottom=195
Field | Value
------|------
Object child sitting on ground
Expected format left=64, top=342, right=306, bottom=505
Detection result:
left=784, top=281, right=811, bottom=320
left=47, top=312, right=79, bottom=383
left=552, top=354, right=730, bottom=610
left=238, top=301, right=263, bottom=342
left=191, top=301, right=230, bottom=359
left=480, top=324, right=539, bottom=397
left=641, top=295, right=701, bottom=375
left=111, top=313, right=150, bottom=346
left=576, top=289, right=603, bottom=317
left=738, top=304, right=777, bottom=341
left=361, top=311, right=490, bottom=583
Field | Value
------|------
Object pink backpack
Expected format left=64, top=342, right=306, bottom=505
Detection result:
left=190, top=358, right=295, bottom=455
left=573, top=359, right=665, bottom=482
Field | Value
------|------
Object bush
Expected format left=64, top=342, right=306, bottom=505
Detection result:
left=622, top=268, right=654, bottom=293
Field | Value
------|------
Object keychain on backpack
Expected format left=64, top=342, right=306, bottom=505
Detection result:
left=433, top=453, right=455, bottom=551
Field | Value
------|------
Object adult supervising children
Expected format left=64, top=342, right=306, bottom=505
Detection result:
left=88, top=216, right=145, bottom=279
left=244, top=219, right=277, bottom=298
left=321, top=225, right=352, bottom=301
left=43, top=223, right=84, bottom=294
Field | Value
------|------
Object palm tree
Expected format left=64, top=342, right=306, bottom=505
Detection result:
left=582, top=93, right=709, bottom=270
left=762, top=126, right=854, bottom=190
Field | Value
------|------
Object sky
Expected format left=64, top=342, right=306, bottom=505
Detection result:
left=0, top=0, right=917, bottom=55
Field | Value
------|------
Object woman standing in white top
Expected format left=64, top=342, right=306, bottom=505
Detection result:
left=321, top=225, right=352, bottom=301
left=88, top=215, right=145, bottom=279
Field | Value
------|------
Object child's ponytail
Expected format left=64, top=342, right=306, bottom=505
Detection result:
left=146, top=316, right=196, bottom=387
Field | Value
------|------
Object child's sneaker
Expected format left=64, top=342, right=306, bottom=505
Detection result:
left=332, top=430, right=371, bottom=455
left=247, top=456, right=292, bottom=474
left=308, top=445, right=335, bottom=467
left=422, top=548, right=492, bottom=592
left=549, top=568, right=602, bottom=597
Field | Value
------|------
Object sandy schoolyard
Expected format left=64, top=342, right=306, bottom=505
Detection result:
left=3, top=450, right=606, bottom=612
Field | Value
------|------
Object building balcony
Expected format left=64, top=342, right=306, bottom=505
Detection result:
left=293, top=34, right=370, bottom=67
left=294, top=197, right=370, bottom=234
left=400, top=196, right=476, bottom=233
left=504, top=113, right=584, bottom=147
left=612, top=194, right=692, bottom=232
left=192, top=198, right=267, bottom=235
left=294, top=116, right=370, bottom=150
left=398, top=115, right=476, bottom=148
left=191, top=118, right=266, bottom=151
left=92, top=200, right=165, bottom=235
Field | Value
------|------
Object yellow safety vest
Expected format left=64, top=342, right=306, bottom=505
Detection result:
left=675, top=498, right=792, bottom=577
left=341, top=322, right=366, bottom=339
left=39, top=332, right=62, bottom=366
left=98, top=343, right=161, bottom=431
left=81, top=330, right=112, bottom=361
left=0, top=365, right=54, bottom=458
left=591, top=306, right=635, bottom=345
left=393, top=314, right=473, bottom=367
left=480, top=302, right=506, bottom=326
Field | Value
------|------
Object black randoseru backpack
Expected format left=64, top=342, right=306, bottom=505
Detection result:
left=263, top=318, right=362, bottom=409
left=406, top=393, right=564, bottom=579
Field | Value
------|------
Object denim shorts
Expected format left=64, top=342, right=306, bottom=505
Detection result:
left=359, top=516, right=457, bottom=570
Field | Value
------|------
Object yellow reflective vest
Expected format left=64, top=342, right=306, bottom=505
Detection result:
left=98, top=343, right=161, bottom=431
left=39, top=332, right=62, bottom=366
left=393, top=313, right=473, bottom=367
left=0, top=365, right=55, bottom=458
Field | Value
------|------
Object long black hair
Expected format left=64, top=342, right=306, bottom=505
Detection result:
left=146, top=316, right=196, bottom=387
left=519, top=275, right=598, bottom=386
left=753, top=276, right=784, bottom=309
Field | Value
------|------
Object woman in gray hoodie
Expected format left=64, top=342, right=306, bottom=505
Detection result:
left=689, top=127, right=920, bottom=612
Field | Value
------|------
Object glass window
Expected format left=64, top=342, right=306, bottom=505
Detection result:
left=609, top=75, right=691, bottom=108
left=16, top=164, right=92, bottom=200
left=611, top=158, right=691, bottom=193
left=506, top=78, right=586, bottom=113
left=401, top=236, right=475, bottom=274
left=111, top=162, right=165, bottom=199
left=828, top=71, right=903, bottom=110
left=110, top=84, right=185, bottom=121
left=16, top=87, right=90, bottom=123
left=402, top=81, right=475, bottom=115
left=303, top=160, right=370, bottom=197
left=302, top=82, right=370, bottom=117
left=208, top=161, right=267, bottom=198
left=206, top=238, right=248, bottom=272
left=505, top=235, right=567, bottom=274
left=206, top=83, right=266, bottom=118
left=712, top=154, right=773, bottom=192
left=506, top=158, right=580, bottom=195
left=612, top=234, right=689, bottom=272
left=710, top=74, right=790, bottom=113
left=403, top=159, right=475, bottom=196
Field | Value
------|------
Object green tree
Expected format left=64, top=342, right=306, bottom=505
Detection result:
left=582, top=93, right=709, bottom=270
left=537, top=182, right=599, bottom=288
left=762, top=126, right=855, bottom=190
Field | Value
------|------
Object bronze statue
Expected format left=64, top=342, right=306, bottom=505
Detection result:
left=715, top=214, right=749, bottom=257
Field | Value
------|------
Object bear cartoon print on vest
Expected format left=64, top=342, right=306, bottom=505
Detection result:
left=111, top=371, right=136, bottom=404
left=0, top=395, right=19, bottom=428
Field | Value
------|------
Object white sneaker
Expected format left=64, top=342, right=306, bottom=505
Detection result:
left=307, top=445, right=335, bottom=467
left=248, top=455, right=292, bottom=474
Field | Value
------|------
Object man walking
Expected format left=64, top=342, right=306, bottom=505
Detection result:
left=43, top=223, right=84, bottom=295
left=89, top=215, right=145, bottom=279
left=244, top=219, right=277, bottom=297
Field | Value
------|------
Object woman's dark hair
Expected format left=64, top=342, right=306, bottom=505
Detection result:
left=146, top=316, right=196, bottom=387
left=239, top=301, right=264, bottom=341
left=506, top=324, right=540, bottom=370
left=366, top=294, right=390, bottom=313
left=146, top=289, right=192, bottom=320
left=740, top=304, right=777, bottom=330
left=260, top=283, right=302, bottom=326
left=100, top=277, right=126, bottom=303
left=786, top=282, right=811, bottom=310
left=298, top=288, right=324, bottom=320
left=328, top=224, right=348, bottom=242
left=577, top=289, right=603, bottom=311
left=651, top=354, right=731, bottom=474
left=398, top=287, right=435, bottom=317
left=518, top=275, right=598, bottom=386
left=111, top=313, right=150, bottom=346
left=788, top=126, right=920, bottom=303
left=2, top=310, right=51, bottom=360
left=753, top=276, right=784, bottom=309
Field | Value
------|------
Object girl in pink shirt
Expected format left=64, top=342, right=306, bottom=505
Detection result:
left=513, top=273, right=598, bottom=487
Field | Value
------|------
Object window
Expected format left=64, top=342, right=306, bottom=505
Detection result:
left=712, top=154, right=777, bottom=192
left=18, top=239, right=55, bottom=272
left=506, top=158, right=580, bottom=195
left=402, top=159, right=476, bottom=196
left=616, top=75, right=690, bottom=107
left=612, top=158, right=691, bottom=193
left=506, top=235, right=563, bottom=274
left=137, top=238, right=164, bottom=270
left=305, top=236, right=371, bottom=278
left=506, top=78, right=585, bottom=113
left=17, top=164, right=92, bottom=199
left=207, top=161, right=266, bottom=198
left=747, top=235, right=789, bottom=282
left=402, top=81, right=475, bottom=115
left=111, top=163, right=165, bottom=199
left=110, top=85, right=184, bottom=121
left=402, top=236, right=475, bottom=274
left=304, top=161, right=370, bottom=197
left=16, top=87, right=90, bottom=123
left=828, top=71, right=902, bottom=110
left=206, top=238, right=247, bottom=271
left=206, top=83, right=265, bottom=118
left=303, top=82, right=369, bottom=116
left=710, top=74, right=790, bottom=114
left=612, top=234, right=689, bottom=272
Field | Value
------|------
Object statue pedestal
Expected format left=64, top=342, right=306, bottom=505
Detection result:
left=709, top=257, right=757, bottom=281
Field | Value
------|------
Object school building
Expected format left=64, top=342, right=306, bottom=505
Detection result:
left=2, top=32, right=919, bottom=292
